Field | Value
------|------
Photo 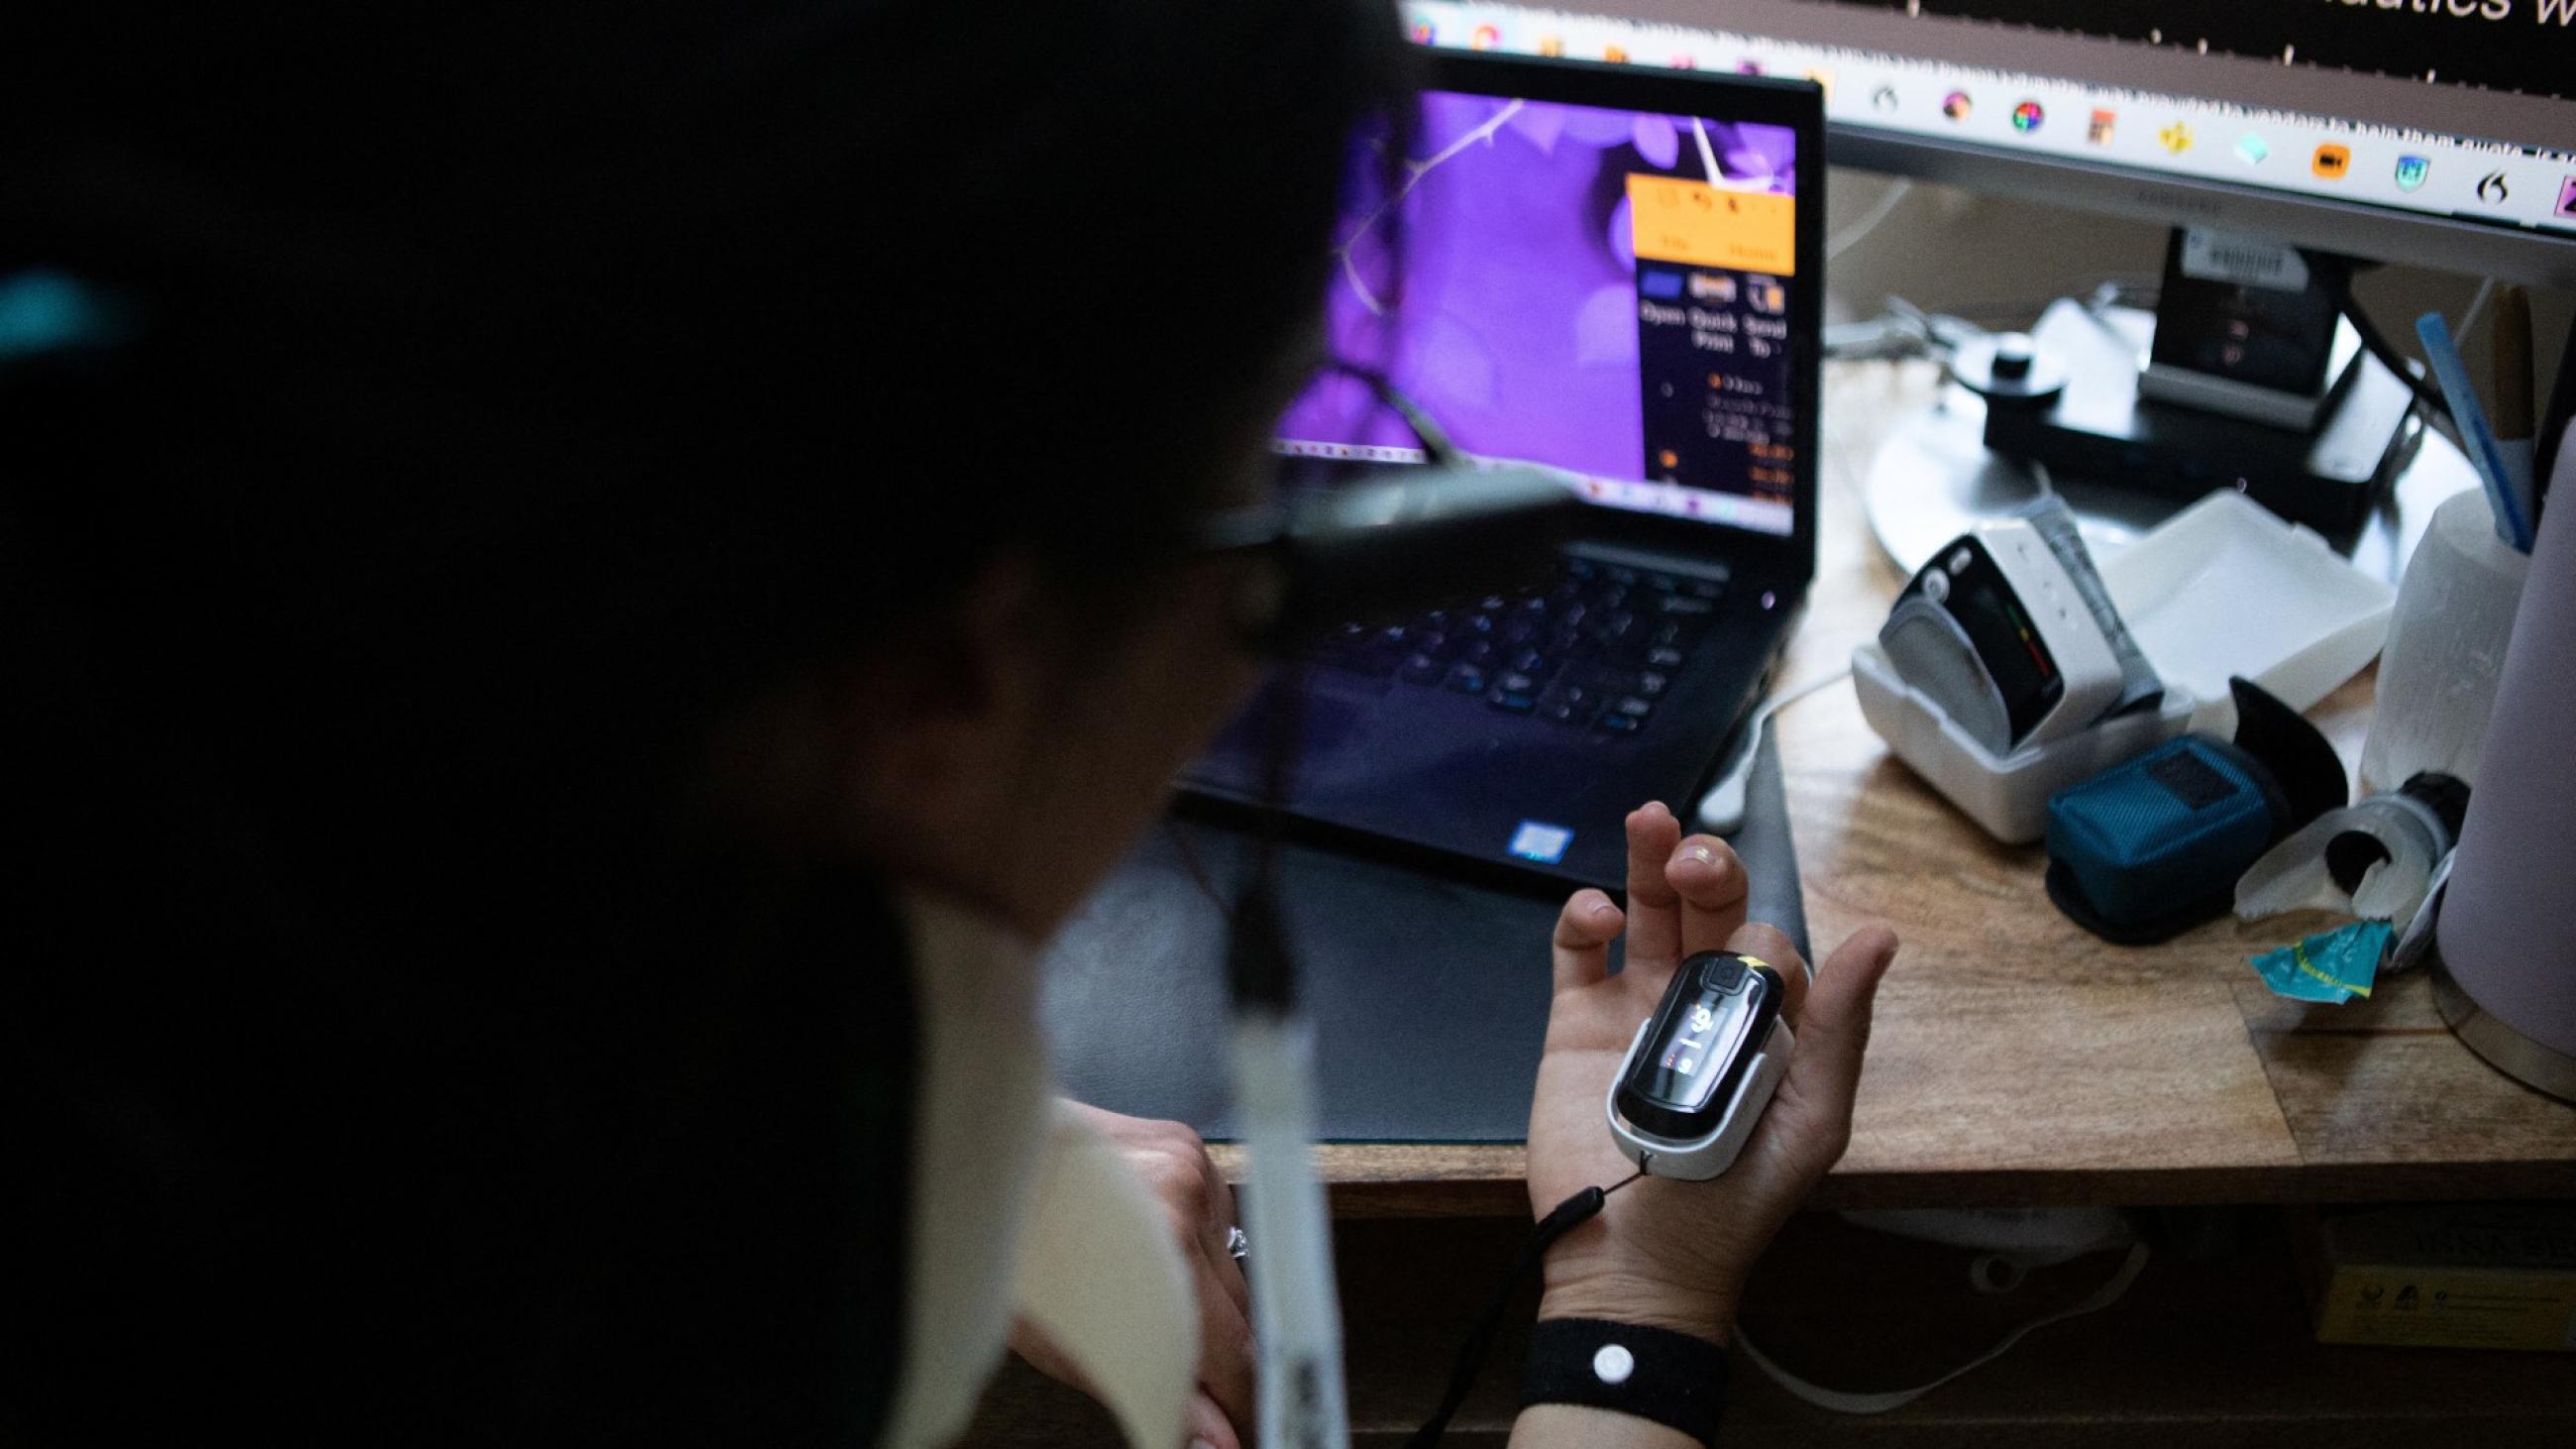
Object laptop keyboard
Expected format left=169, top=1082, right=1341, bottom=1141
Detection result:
left=1306, top=556, right=1727, bottom=736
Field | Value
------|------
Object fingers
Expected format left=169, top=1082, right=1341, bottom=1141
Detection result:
left=1726, top=921, right=1810, bottom=1025
left=1623, top=802, right=1685, bottom=969
left=1552, top=888, right=1625, bottom=993
left=1667, top=834, right=1751, bottom=958
left=1774, top=927, right=1900, bottom=1158
left=1130, top=1124, right=1253, bottom=1437
left=1191, top=1253, right=1257, bottom=1441
left=1187, top=1392, right=1241, bottom=1449
left=1156, top=1138, right=1248, bottom=1329
left=1198, top=1162, right=1246, bottom=1321
left=1033, top=1104, right=1257, bottom=1445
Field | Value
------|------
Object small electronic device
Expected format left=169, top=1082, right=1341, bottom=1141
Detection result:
left=2137, top=232, right=2352, bottom=432
left=1607, top=950, right=1792, bottom=1180
left=1877, top=501, right=2157, bottom=758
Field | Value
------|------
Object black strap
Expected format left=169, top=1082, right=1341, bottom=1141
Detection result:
left=1523, top=1317, right=1729, bottom=1446
left=1409, top=1176, right=1640, bottom=1446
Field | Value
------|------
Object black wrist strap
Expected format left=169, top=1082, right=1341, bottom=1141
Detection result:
left=1523, top=1317, right=1729, bottom=1446
left=1408, top=1177, right=1641, bottom=1447
left=1422, top=1175, right=1659, bottom=1443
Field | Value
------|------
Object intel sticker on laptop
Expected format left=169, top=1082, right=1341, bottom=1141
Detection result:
left=1508, top=821, right=1574, bottom=864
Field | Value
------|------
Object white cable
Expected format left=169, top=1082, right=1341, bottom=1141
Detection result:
left=2454, top=277, right=2496, bottom=349
left=1827, top=179, right=1913, bottom=263
left=1694, top=668, right=1852, bottom=834
left=1734, top=1241, right=2152, bottom=1415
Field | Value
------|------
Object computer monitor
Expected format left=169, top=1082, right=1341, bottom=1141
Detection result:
left=1403, top=1, right=2576, bottom=287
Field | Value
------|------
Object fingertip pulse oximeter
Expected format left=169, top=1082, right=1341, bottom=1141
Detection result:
left=1607, top=950, right=1792, bottom=1180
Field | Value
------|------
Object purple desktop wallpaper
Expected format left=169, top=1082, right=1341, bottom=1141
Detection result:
left=1276, top=91, right=1797, bottom=483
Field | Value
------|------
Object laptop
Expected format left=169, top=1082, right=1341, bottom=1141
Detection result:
left=1183, top=51, right=1824, bottom=892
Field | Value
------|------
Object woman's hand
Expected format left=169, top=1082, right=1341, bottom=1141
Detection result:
left=1011, top=1103, right=1252, bottom=1449
left=1525, top=801, right=1898, bottom=1342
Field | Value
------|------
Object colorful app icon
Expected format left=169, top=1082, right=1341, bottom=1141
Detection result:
left=2233, top=133, right=2267, bottom=165
left=2011, top=100, right=2044, bottom=133
left=2559, top=176, right=2576, bottom=219
left=2088, top=109, right=2115, bottom=145
left=1409, top=21, right=1435, bottom=44
left=2479, top=170, right=2511, bottom=204
left=2394, top=155, right=2430, bottom=191
left=1603, top=44, right=1629, bottom=63
left=2159, top=121, right=2194, bottom=155
left=2312, top=143, right=2352, bottom=180
left=1942, top=90, right=1972, bottom=121
left=1536, top=34, right=1564, bottom=57
left=1469, top=23, right=1501, bottom=51
left=1668, top=54, right=1698, bottom=69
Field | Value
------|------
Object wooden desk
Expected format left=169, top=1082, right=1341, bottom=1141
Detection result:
left=982, top=362, right=2576, bottom=1448
left=1227, top=360, right=2576, bottom=1216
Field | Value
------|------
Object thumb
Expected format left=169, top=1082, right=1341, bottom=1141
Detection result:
left=1779, top=927, right=1898, bottom=1142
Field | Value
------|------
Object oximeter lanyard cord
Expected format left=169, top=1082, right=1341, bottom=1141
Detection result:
left=1407, top=1171, right=1646, bottom=1448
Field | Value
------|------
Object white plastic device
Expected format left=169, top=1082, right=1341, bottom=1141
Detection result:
left=1878, top=514, right=2131, bottom=758
left=1607, top=1020, right=1790, bottom=1179
left=1856, top=491, right=2397, bottom=843
left=1605, top=951, right=1793, bottom=1180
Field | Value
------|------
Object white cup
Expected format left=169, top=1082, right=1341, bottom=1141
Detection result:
left=2360, top=488, right=2532, bottom=795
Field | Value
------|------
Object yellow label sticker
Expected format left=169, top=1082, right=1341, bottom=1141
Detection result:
left=1626, top=174, right=1796, bottom=277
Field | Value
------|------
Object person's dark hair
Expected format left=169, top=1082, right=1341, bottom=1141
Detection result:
left=1, top=3, right=1410, bottom=1441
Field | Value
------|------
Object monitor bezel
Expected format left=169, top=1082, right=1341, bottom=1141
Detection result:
left=1834, top=123, right=2576, bottom=291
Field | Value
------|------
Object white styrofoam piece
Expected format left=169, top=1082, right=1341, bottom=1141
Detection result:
left=2095, top=491, right=2397, bottom=726
left=1853, top=491, right=2397, bottom=844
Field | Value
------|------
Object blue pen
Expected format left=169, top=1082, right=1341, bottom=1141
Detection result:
left=2417, top=312, right=2534, bottom=552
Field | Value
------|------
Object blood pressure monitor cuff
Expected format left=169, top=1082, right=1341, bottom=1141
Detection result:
left=2044, top=678, right=2345, bottom=946
left=1879, top=594, right=2013, bottom=755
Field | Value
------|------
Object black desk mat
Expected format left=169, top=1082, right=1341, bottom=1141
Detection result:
left=1041, top=734, right=1804, bottom=1143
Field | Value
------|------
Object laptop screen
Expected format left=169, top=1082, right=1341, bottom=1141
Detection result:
left=1275, top=85, right=1804, bottom=539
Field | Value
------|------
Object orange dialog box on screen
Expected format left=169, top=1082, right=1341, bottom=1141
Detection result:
left=1625, top=174, right=1796, bottom=277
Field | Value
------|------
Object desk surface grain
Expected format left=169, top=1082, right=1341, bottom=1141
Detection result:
left=1252, top=360, right=2576, bottom=1215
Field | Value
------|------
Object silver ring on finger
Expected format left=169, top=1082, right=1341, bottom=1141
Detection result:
left=1225, top=1225, right=1249, bottom=1263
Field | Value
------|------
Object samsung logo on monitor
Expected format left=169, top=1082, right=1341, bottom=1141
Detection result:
left=2143, top=188, right=2225, bottom=220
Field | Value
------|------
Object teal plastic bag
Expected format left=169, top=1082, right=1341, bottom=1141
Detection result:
left=2251, top=920, right=2391, bottom=1005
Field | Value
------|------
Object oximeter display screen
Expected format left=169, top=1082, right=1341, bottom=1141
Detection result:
left=1922, top=538, right=2064, bottom=744
left=1617, top=952, right=1783, bottom=1140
